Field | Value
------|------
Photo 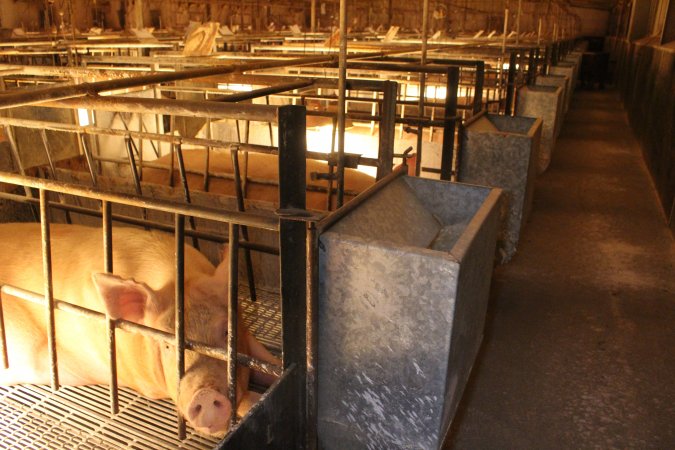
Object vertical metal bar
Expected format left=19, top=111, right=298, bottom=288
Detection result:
left=174, top=214, right=186, bottom=440
left=415, top=0, right=430, bottom=176
left=39, top=129, right=72, bottom=224
left=226, top=221, right=239, bottom=430
left=305, top=222, right=318, bottom=450
left=502, top=8, right=509, bottom=55
left=230, top=147, right=257, bottom=302
left=80, top=134, right=98, bottom=186
left=473, top=61, right=485, bottom=114
left=0, top=279, right=8, bottom=369
left=278, top=104, right=308, bottom=445
left=516, top=0, right=522, bottom=45
left=336, top=0, right=348, bottom=208
left=173, top=142, right=200, bottom=249
left=527, top=48, right=536, bottom=85
left=440, top=67, right=459, bottom=181
left=40, top=189, right=59, bottom=391
left=504, top=52, right=518, bottom=115
left=265, top=96, right=274, bottom=146
left=102, top=200, right=119, bottom=415
left=377, top=81, right=397, bottom=181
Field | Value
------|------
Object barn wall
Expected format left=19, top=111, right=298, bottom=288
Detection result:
left=607, top=36, right=675, bottom=230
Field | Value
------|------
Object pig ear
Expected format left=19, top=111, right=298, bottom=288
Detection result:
left=92, top=273, right=155, bottom=322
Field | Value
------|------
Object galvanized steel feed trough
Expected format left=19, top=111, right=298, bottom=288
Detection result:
left=317, top=175, right=502, bottom=450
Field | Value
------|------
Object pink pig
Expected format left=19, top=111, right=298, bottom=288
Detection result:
left=0, top=222, right=279, bottom=436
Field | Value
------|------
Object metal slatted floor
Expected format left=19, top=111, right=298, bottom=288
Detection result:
left=0, top=288, right=281, bottom=450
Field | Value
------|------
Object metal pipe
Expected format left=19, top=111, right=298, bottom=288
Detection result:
left=174, top=142, right=200, bottom=250
left=174, top=214, right=187, bottom=440
left=305, top=222, right=318, bottom=450
left=226, top=222, right=240, bottom=429
left=0, top=172, right=281, bottom=231
left=0, top=54, right=338, bottom=110
left=0, top=285, right=282, bottom=376
left=80, top=134, right=98, bottom=186
left=231, top=147, right=257, bottom=302
left=214, top=80, right=315, bottom=103
left=502, top=8, right=509, bottom=55
left=103, top=200, right=119, bottom=416
left=39, top=189, right=59, bottom=391
left=335, top=0, right=348, bottom=208
left=0, top=191, right=280, bottom=255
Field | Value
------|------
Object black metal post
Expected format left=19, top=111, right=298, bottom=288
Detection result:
left=440, top=67, right=459, bottom=181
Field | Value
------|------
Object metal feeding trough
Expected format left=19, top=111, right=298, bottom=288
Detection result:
left=516, top=85, right=564, bottom=173
left=536, top=74, right=570, bottom=117
left=317, top=175, right=502, bottom=450
left=549, top=62, right=577, bottom=112
left=459, top=113, right=542, bottom=262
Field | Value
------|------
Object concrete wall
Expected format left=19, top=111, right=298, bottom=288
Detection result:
left=607, top=37, right=675, bottom=231
left=570, top=6, right=610, bottom=37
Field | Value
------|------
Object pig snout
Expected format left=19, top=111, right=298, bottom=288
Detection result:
left=186, top=388, right=232, bottom=435
left=176, top=358, right=236, bottom=436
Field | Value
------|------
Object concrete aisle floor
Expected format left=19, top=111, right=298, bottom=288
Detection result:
left=443, top=90, right=675, bottom=449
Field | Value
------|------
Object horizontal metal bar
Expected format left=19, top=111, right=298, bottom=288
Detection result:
left=0, top=116, right=277, bottom=154
left=0, top=191, right=281, bottom=255
left=0, top=171, right=280, bottom=231
left=0, top=55, right=338, bottom=110
left=1, top=285, right=282, bottom=378
left=215, top=80, right=315, bottom=103
left=49, top=95, right=280, bottom=123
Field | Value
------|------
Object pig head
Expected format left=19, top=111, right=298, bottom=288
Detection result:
left=0, top=222, right=279, bottom=437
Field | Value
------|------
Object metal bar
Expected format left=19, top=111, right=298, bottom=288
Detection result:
left=504, top=51, right=518, bottom=115
left=527, top=48, right=537, bottom=85
left=335, top=0, right=348, bottom=208
left=377, top=81, right=397, bottom=180
left=0, top=285, right=282, bottom=377
left=123, top=135, right=143, bottom=196
left=173, top=142, right=200, bottom=250
left=0, top=191, right=280, bottom=254
left=305, top=222, right=318, bottom=450
left=0, top=172, right=281, bottom=230
left=50, top=95, right=280, bottom=124
left=0, top=284, right=7, bottom=370
left=440, top=67, right=459, bottom=181
left=0, top=54, right=339, bottom=110
left=227, top=222, right=239, bottom=429
left=39, top=128, right=72, bottom=224
left=473, top=61, right=485, bottom=114
left=102, top=200, right=119, bottom=416
left=80, top=134, right=98, bottom=186
left=415, top=0, right=430, bottom=177
left=174, top=214, right=187, bottom=440
left=39, top=189, right=59, bottom=391
left=214, top=80, right=315, bottom=103
left=231, top=147, right=257, bottom=302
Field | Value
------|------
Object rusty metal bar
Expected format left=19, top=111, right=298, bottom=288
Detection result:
left=174, top=214, right=187, bottom=440
left=440, top=66, right=459, bottom=181
left=305, top=221, right=318, bottom=450
left=79, top=134, right=98, bottom=186
left=173, top=142, right=200, bottom=250
left=0, top=172, right=281, bottom=230
left=0, top=285, right=282, bottom=377
left=39, top=189, right=59, bottom=391
left=231, top=147, right=257, bottom=302
left=0, top=285, right=8, bottom=370
left=335, top=0, right=348, bottom=208
left=0, top=190, right=280, bottom=254
left=0, top=54, right=339, bottom=110
left=102, top=200, right=119, bottom=416
left=123, top=135, right=143, bottom=196
left=227, top=222, right=240, bottom=429
left=0, top=115, right=278, bottom=155
left=215, top=80, right=315, bottom=103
